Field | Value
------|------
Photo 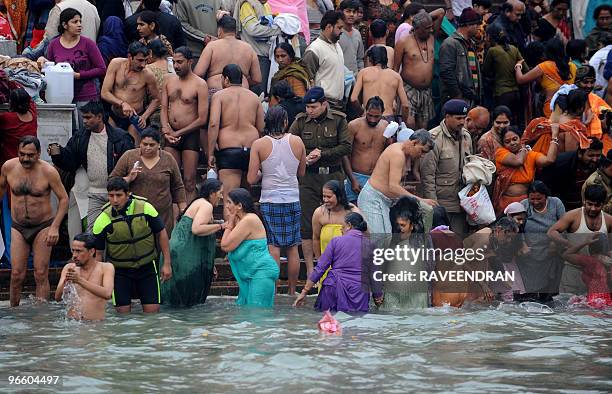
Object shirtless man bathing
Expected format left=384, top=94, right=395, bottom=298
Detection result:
left=208, top=64, right=264, bottom=218
left=394, top=10, right=443, bottom=129
left=0, top=136, right=69, bottom=306
left=194, top=15, right=261, bottom=93
left=55, top=233, right=115, bottom=321
left=358, top=130, right=437, bottom=235
left=161, top=46, right=209, bottom=201
left=102, top=41, right=160, bottom=143
left=350, top=46, right=409, bottom=123
left=343, top=96, right=390, bottom=204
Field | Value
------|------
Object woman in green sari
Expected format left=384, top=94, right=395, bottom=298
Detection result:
left=161, top=179, right=223, bottom=307
left=270, top=43, right=310, bottom=106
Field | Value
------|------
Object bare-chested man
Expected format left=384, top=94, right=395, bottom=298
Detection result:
left=394, top=10, right=443, bottom=129
left=208, top=64, right=264, bottom=218
left=357, top=130, right=437, bottom=235
left=55, top=233, right=115, bottom=321
left=0, top=136, right=69, bottom=306
left=193, top=15, right=261, bottom=92
left=161, top=46, right=209, bottom=201
left=343, top=96, right=390, bottom=204
left=350, top=46, right=409, bottom=123
left=101, top=41, right=160, bottom=143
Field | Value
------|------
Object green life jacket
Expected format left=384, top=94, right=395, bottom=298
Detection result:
left=102, top=196, right=157, bottom=269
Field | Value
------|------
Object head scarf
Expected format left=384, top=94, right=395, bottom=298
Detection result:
left=97, top=17, right=128, bottom=64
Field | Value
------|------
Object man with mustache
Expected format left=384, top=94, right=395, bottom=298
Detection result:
left=0, top=136, right=69, bottom=306
left=101, top=41, right=160, bottom=144
left=55, top=233, right=115, bottom=321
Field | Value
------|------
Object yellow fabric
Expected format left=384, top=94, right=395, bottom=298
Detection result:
left=317, top=224, right=343, bottom=292
left=239, top=2, right=272, bottom=28
left=588, top=93, right=611, bottom=139
left=539, top=61, right=577, bottom=117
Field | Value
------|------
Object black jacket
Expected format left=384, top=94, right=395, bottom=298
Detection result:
left=51, top=123, right=134, bottom=174
left=538, top=150, right=586, bottom=211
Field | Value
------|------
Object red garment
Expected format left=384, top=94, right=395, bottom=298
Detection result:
left=571, top=255, right=612, bottom=306
left=29, top=28, right=44, bottom=49
left=0, top=100, right=37, bottom=164
left=0, top=14, right=14, bottom=39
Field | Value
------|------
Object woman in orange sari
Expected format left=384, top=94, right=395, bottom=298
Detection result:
left=521, top=88, right=591, bottom=154
left=515, top=38, right=576, bottom=117
left=493, top=125, right=559, bottom=215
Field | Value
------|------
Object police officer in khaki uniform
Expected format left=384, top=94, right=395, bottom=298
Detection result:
left=289, top=87, right=352, bottom=275
left=420, top=99, right=473, bottom=235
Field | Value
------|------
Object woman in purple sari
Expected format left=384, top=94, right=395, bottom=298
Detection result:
left=294, top=213, right=383, bottom=312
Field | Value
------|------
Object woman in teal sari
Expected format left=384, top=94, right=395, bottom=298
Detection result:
left=161, top=179, right=223, bottom=307
left=221, top=188, right=280, bottom=307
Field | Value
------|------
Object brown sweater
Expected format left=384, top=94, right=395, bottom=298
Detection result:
left=110, top=149, right=186, bottom=235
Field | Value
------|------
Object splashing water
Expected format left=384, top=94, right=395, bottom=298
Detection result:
left=62, top=281, right=83, bottom=319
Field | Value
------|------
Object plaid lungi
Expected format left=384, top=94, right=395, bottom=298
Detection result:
left=260, top=201, right=302, bottom=247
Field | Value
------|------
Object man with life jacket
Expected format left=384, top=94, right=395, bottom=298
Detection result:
left=92, top=177, right=172, bottom=314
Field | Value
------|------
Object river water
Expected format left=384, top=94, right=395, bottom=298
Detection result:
left=1, top=296, right=611, bottom=393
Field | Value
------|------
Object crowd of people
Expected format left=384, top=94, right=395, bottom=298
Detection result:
left=1, top=0, right=612, bottom=321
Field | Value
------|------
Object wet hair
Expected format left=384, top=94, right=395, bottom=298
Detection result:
left=566, top=39, right=587, bottom=61
left=578, top=137, right=604, bottom=153
left=473, top=0, right=492, bottom=8
left=345, top=212, right=367, bottom=232
left=73, top=232, right=96, bottom=250
left=584, top=184, right=607, bottom=204
left=140, top=127, right=161, bottom=143
left=500, top=125, right=522, bottom=142
left=217, top=15, right=237, bottom=33
left=263, top=106, right=288, bottom=136
left=222, top=64, right=242, bottom=84
left=137, top=10, right=159, bottom=34
left=58, top=8, right=82, bottom=34
left=339, top=0, right=362, bottom=12
left=275, top=42, right=295, bottom=61
left=565, top=89, right=588, bottom=116
left=19, top=135, right=41, bottom=152
left=323, top=180, right=351, bottom=210
left=143, top=0, right=161, bottom=10
left=228, top=188, right=256, bottom=213
left=367, top=45, right=388, bottom=68
left=80, top=101, right=105, bottom=117
left=390, top=196, right=424, bottom=233
left=528, top=180, right=551, bottom=196
left=412, top=10, right=433, bottom=30
left=545, top=38, right=571, bottom=82
left=401, top=3, right=425, bottom=22
left=409, top=129, right=435, bottom=149
left=486, top=22, right=510, bottom=52
left=200, top=179, right=223, bottom=199
left=174, top=46, right=193, bottom=60
left=365, top=96, right=384, bottom=112
left=492, top=105, right=512, bottom=121
left=369, top=19, right=387, bottom=38
left=128, top=41, right=150, bottom=57
left=270, top=80, right=295, bottom=100
left=107, top=177, right=129, bottom=193
left=492, top=216, right=519, bottom=232
left=432, top=206, right=451, bottom=228
left=320, top=10, right=344, bottom=30
left=147, top=39, right=168, bottom=59
left=9, top=88, right=31, bottom=114
left=523, top=41, right=546, bottom=68
left=594, top=4, right=612, bottom=20
left=589, top=233, right=609, bottom=255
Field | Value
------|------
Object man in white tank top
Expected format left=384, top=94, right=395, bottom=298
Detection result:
left=247, top=107, right=307, bottom=294
left=548, top=184, right=612, bottom=295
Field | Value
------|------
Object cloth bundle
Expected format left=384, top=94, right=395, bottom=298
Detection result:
left=462, top=155, right=496, bottom=186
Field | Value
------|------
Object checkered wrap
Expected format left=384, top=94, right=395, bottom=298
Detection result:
left=260, top=201, right=302, bottom=247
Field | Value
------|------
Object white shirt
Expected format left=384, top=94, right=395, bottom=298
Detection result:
left=589, top=45, right=612, bottom=98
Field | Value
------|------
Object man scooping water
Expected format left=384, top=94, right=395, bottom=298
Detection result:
left=55, top=233, right=115, bottom=321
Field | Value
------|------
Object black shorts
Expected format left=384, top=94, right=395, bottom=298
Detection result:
left=112, top=261, right=160, bottom=307
left=215, top=147, right=250, bottom=171
left=165, top=130, right=200, bottom=151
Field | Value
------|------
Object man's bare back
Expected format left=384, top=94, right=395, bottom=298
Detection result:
left=166, top=73, right=208, bottom=132
left=369, top=143, right=410, bottom=198
left=194, top=38, right=260, bottom=90
left=395, top=35, right=434, bottom=89
left=349, top=117, right=389, bottom=175
left=209, top=86, right=263, bottom=151
left=3, top=158, right=56, bottom=226
left=352, top=66, right=408, bottom=116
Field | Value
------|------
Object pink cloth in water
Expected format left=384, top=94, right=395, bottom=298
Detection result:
left=269, top=0, right=310, bottom=43
left=318, top=310, right=341, bottom=334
